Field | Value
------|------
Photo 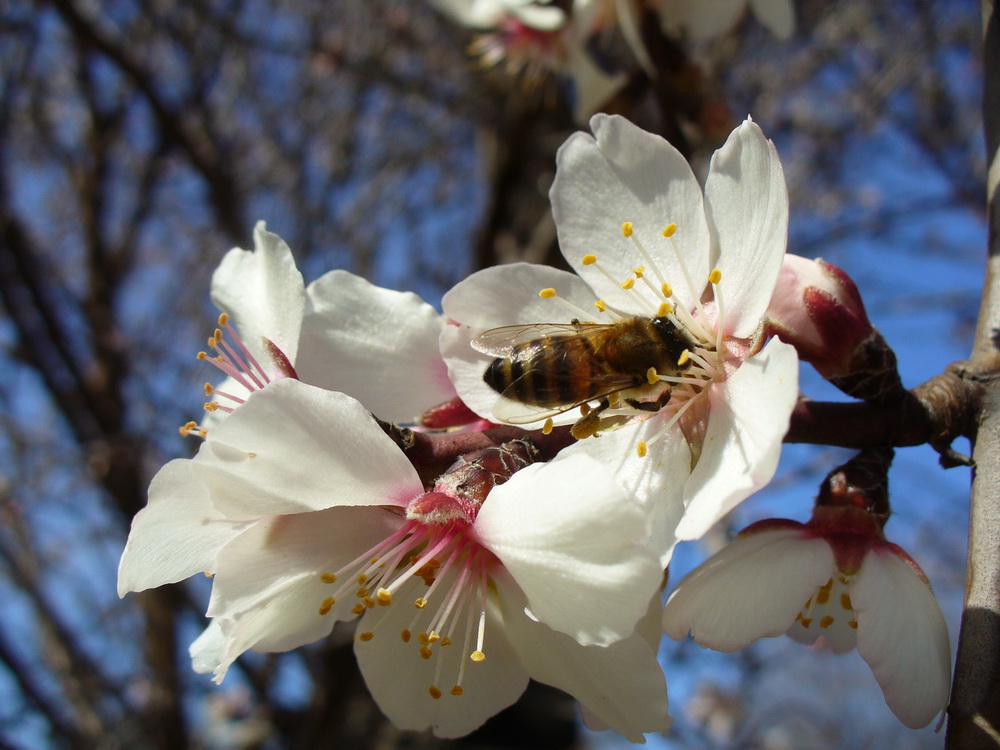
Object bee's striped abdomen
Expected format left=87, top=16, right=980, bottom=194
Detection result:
left=484, top=334, right=601, bottom=406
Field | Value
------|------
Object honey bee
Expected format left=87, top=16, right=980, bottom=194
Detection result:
left=472, top=316, right=695, bottom=438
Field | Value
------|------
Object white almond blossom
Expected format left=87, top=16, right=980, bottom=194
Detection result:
left=441, top=115, right=799, bottom=559
left=662, top=508, right=952, bottom=729
left=199, top=221, right=454, bottom=427
left=656, top=0, right=795, bottom=40
left=119, top=379, right=669, bottom=740
left=428, top=0, right=646, bottom=122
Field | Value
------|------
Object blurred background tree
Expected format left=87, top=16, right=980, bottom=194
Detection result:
left=0, top=0, right=986, bottom=747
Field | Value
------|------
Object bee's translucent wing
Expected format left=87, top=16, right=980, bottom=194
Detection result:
left=471, top=322, right=608, bottom=357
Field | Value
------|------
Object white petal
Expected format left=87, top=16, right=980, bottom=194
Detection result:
left=190, top=619, right=229, bottom=683
left=354, top=571, right=529, bottom=738
left=662, top=528, right=834, bottom=651
left=564, top=415, right=692, bottom=567
left=750, top=0, right=794, bottom=38
left=117, top=459, right=253, bottom=596
left=475, top=453, right=662, bottom=646
left=294, top=270, right=455, bottom=423
left=704, top=119, right=789, bottom=338
left=440, top=263, right=597, bottom=423
left=551, top=115, right=711, bottom=314
left=676, top=338, right=798, bottom=540
left=192, top=380, right=421, bottom=519
left=210, top=221, right=305, bottom=365
left=852, top=547, right=952, bottom=729
left=498, top=580, right=671, bottom=742
left=206, top=506, right=402, bottom=626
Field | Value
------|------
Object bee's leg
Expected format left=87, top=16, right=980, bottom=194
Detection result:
left=570, top=399, right=610, bottom=439
left=625, top=386, right=673, bottom=413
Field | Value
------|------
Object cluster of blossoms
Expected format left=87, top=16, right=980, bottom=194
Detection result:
left=428, top=0, right=794, bottom=121
left=119, top=115, right=951, bottom=739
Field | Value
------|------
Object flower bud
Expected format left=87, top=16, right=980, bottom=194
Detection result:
left=765, top=254, right=904, bottom=404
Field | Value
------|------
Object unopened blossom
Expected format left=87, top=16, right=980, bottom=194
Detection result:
left=657, top=0, right=795, bottom=40
left=441, top=115, right=798, bottom=557
left=662, top=503, right=951, bottom=729
left=428, top=0, right=647, bottom=122
left=764, top=254, right=904, bottom=404
left=195, top=221, right=454, bottom=430
left=120, top=379, right=669, bottom=739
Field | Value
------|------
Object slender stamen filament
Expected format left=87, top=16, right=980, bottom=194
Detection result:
left=539, top=288, right=601, bottom=322
left=218, top=315, right=271, bottom=387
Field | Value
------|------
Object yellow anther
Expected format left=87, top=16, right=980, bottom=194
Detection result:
left=708, top=269, right=722, bottom=284
left=351, top=603, right=365, bottom=615
left=428, top=685, right=442, bottom=700
left=622, top=222, right=634, bottom=237
left=440, top=636, right=453, bottom=646
left=816, top=584, right=832, bottom=605
left=376, top=588, right=392, bottom=606
left=542, top=418, right=553, bottom=435
left=320, top=573, right=337, bottom=584
left=218, top=313, right=229, bottom=326
left=420, top=646, right=433, bottom=660
left=428, top=559, right=442, bottom=569
left=633, top=266, right=645, bottom=278
left=840, top=593, right=853, bottom=611
left=661, top=282, right=673, bottom=297
left=848, top=619, right=858, bottom=629
left=594, top=299, right=607, bottom=312
left=451, top=686, right=464, bottom=696
left=470, top=651, right=486, bottom=663
left=357, top=573, right=368, bottom=585
left=662, top=223, right=677, bottom=237
left=418, top=632, right=431, bottom=645
left=204, top=402, right=219, bottom=412
left=637, top=441, right=648, bottom=458
left=428, top=632, right=441, bottom=644
left=608, top=392, right=620, bottom=406
left=838, top=574, right=850, bottom=584
left=646, top=367, right=659, bottom=385
left=582, top=254, right=598, bottom=265
left=819, top=616, right=834, bottom=628
left=800, top=617, right=813, bottom=628
left=196, top=351, right=208, bottom=361
left=677, top=350, right=691, bottom=366
left=318, top=597, right=335, bottom=616
left=580, top=403, right=591, bottom=417
left=539, top=287, right=557, bottom=299
left=621, top=278, right=635, bottom=291
left=401, top=629, right=411, bottom=642
left=356, top=587, right=370, bottom=598
left=203, top=383, right=214, bottom=395
left=204, top=571, right=214, bottom=578
left=213, top=328, right=224, bottom=341
left=657, top=302, right=674, bottom=316
left=358, top=632, right=374, bottom=642
left=414, top=598, right=428, bottom=609
left=363, top=597, right=375, bottom=609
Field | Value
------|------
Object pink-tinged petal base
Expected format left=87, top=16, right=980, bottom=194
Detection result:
left=851, top=547, right=952, bottom=729
left=663, top=528, right=833, bottom=652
